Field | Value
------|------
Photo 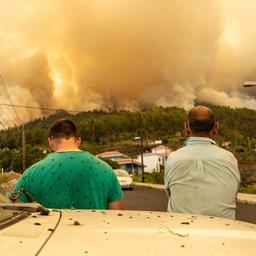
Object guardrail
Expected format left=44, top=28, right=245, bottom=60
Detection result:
left=134, top=182, right=256, bottom=206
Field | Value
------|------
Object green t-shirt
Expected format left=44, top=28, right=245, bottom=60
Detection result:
left=14, top=151, right=123, bottom=209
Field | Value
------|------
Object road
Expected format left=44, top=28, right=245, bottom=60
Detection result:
left=123, top=186, right=256, bottom=224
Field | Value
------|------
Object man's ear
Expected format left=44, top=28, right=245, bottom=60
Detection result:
left=76, top=137, right=81, bottom=147
left=212, top=122, right=219, bottom=137
left=48, top=138, right=54, bottom=151
left=184, top=121, right=191, bottom=136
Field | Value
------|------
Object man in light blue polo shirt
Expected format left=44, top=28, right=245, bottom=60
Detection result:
left=165, top=106, right=240, bottom=219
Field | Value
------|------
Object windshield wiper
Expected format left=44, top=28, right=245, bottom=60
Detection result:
left=1, top=187, right=50, bottom=215
left=10, top=188, right=36, bottom=203
left=0, top=203, right=50, bottom=215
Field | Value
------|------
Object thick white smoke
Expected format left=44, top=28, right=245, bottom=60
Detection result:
left=0, top=0, right=256, bottom=126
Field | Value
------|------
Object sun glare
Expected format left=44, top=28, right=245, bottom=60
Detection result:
left=51, top=69, right=63, bottom=97
left=221, top=25, right=239, bottom=47
left=54, top=73, right=62, bottom=87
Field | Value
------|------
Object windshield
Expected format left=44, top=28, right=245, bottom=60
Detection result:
left=114, top=170, right=130, bottom=177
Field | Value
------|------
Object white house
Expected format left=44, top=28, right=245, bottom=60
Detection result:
left=137, top=145, right=172, bottom=173
left=116, top=158, right=143, bottom=174
left=96, top=151, right=143, bottom=174
left=151, top=145, right=171, bottom=155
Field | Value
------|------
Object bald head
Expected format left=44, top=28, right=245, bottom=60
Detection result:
left=186, top=106, right=217, bottom=137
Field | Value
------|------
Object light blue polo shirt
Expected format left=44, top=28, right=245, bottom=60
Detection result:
left=165, top=137, right=240, bottom=219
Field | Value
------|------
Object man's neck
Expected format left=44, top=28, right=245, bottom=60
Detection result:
left=190, top=133, right=214, bottom=140
left=54, top=145, right=81, bottom=152
left=55, top=148, right=81, bottom=152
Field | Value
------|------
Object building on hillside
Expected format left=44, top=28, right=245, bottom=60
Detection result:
left=137, top=145, right=172, bottom=173
left=151, top=145, right=171, bottom=155
left=96, top=151, right=127, bottom=161
left=222, top=141, right=232, bottom=149
left=96, top=151, right=144, bottom=174
left=148, top=140, right=162, bottom=145
left=116, top=158, right=143, bottom=174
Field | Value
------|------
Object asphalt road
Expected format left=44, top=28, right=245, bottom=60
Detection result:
left=123, top=186, right=256, bottom=224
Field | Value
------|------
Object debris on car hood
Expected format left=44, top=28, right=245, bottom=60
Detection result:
left=1, top=210, right=256, bottom=256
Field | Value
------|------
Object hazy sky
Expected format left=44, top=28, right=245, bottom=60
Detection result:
left=0, top=0, right=256, bottom=125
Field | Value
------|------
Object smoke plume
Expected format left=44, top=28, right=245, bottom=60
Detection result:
left=0, top=0, right=256, bottom=126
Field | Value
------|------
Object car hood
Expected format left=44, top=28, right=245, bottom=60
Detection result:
left=0, top=209, right=60, bottom=256
left=117, top=177, right=132, bottom=183
left=1, top=210, right=256, bottom=256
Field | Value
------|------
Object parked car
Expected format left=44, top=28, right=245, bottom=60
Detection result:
left=114, top=169, right=133, bottom=190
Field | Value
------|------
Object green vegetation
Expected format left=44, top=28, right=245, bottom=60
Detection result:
left=0, top=105, right=255, bottom=173
left=133, top=172, right=164, bottom=185
left=0, top=174, right=11, bottom=185
left=239, top=166, right=256, bottom=193
left=239, top=185, right=256, bottom=194
left=101, top=158, right=120, bottom=169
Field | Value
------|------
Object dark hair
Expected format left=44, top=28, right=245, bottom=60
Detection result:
left=48, top=119, right=77, bottom=139
left=188, top=108, right=216, bottom=133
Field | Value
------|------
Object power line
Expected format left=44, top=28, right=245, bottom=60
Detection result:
left=0, top=103, right=140, bottom=115
left=0, top=76, right=18, bottom=127
left=0, top=74, right=22, bottom=124
left=0, top=103, right=80, bottom=113
left=0, top=104, right=16, bottom=128
left=0, top=116, right=12, bottom=128
left=0, top=74, right=26, bottom=170
left=0, top=120, right=6, bottom=129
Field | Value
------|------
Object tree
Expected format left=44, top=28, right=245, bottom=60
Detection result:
left=101, top=158, right=120, bottom=169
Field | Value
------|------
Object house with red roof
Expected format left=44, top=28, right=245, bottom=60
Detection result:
left=96, top=151, right=127, bottom=161
left=96, top=151, right=143, bottom=174
left=116, top=158, right=143, bottom=174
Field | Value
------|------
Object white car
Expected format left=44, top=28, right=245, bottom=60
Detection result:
left=114, top=169, right=133, bottom=190
left=1, top=201, right=256, bottom=255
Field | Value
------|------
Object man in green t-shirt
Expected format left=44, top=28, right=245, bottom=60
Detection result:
left=14, top=119, right=124, bottom=210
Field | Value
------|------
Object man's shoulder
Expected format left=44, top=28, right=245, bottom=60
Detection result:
left=213, top=145, right=234, bottom=155
left=167, top=146, right=189, bottom=158
left=78, top=152, right=113, bottom=171
left=22, top=152, right=113, bottom=177
left=38, top=151, right=112, bottom=169
left=167, top=144, right=237, bottom=163
left=79, top=152, right=109, bottom=164
left=209, top=145, right=237, bottom=162
left=21, top=158, right=47, bottom=178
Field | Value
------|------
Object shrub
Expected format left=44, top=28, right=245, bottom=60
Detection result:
left=0, top=175, right=10, bottom=185
left=239, top=184, right=256, bottom=194
left=133, top=172, right=164, bottom=184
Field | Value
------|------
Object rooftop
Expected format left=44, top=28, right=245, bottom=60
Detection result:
left=157, top=152, right=171, bottom=157
left=96, top=151, right=126, bottom=158
left=152, top=145, right=168, bottom=150
left=117, top=158, right=143, bottom=166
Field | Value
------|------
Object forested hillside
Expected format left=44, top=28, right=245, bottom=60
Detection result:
left=0, top=105, right=256, bottom=172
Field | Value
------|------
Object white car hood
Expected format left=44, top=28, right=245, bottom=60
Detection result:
left=117, top=177, right=132, bottom=183
left=0, top=210, right=60, bottom=256
left=1, top=210, right=256, bottom=256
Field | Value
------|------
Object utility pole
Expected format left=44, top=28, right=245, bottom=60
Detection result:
left=92, top=119, right=96, bottom=143
left=131, top=157, right=135, bottom=174
left=247, top=136, right=251, bottom=151
left=138, top=114, right=145, bottom=183
left=22, top=125, right=26, bottom=171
